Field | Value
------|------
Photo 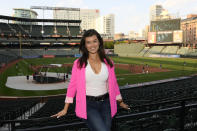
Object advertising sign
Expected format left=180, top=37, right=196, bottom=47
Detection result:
left=173, top=30, right=183, bottom=43
left=148, top=32, right=156, bottom=43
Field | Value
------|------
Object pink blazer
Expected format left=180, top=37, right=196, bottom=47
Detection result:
left=65, top=58, right=122, bottom=119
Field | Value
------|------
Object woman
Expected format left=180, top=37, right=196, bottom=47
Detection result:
left=52, top=29, right=129, bottom=131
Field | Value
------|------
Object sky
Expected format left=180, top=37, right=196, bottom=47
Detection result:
left=0, top=0, right=197, bottom=34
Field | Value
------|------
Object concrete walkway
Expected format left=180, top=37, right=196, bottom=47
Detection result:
left=6, top=73, right=70, bottom=91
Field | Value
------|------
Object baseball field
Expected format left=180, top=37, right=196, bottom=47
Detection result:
left=0, top=56, right=197, bottom=97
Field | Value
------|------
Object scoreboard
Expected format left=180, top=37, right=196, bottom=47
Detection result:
left=148, top=19, right=182, bottom=44
left=156, top=31, right=173, bottom=43
left=148, top=31, right=183, bottom=44
left=150, top=19, right=181, bottom=32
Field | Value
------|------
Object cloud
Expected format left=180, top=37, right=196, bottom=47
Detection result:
left=55, top=0, right=86, bottom=8
left=162, top=0, right=196, bottom=9
left=154, top=0, right=197, bottom=17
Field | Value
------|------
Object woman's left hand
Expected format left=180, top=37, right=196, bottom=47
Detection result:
left=119, top=102, right=130, bottom=110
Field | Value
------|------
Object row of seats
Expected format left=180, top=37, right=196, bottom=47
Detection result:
left=0, top=98, right=40, bottom=121
left=0, top=49, right=20, bottom=65
left=115, top=44, right=197, bottom=57
left=0, top=22, right=81, bottom=37
left=13, top=76, right=197, bottom=130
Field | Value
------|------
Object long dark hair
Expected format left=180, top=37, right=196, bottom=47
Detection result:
left=78, top=29, right=113, bottom=69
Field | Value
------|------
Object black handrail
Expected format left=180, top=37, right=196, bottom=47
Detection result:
left=128, top=96, right=197, bottom=109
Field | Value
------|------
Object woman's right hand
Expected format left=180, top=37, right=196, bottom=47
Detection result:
left=51, top=109, right=67, bottom=118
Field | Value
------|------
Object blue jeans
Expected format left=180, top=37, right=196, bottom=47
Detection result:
left=82, top=98, right=112, bottom=131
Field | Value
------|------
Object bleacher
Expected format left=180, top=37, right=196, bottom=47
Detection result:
left=115, top=45, right=197, bottom=57
left=1, top=76, right=196, bottom=131
left=114, top=43, right=144, bottom=57
left=0, top=23, right=13, bottom=35
left=177, top=47, right=189, bottom=56
left=161, top=46, right=179, bottom=55
left=17, top=96, right=81, bottom=130
left=0, top=98, right=40, bottom=121
left=143, top=46, right=164, bottom=57
left=0, top=22, right=80, bottom=38
left=187, top=48, right=197, bottom=56
left=138, top=47, right=150, bottom=57
left=0, top=49, right=19, bottom=65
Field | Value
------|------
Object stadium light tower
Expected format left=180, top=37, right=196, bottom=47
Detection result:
left=41, top=8, right=45, bottom=35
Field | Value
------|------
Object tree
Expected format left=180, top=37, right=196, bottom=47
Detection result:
left=104, top=41, right=114, bottom=49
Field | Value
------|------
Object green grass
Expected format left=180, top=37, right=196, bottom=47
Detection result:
left=0, top=57, right=77, bottom=97
left=115, top=68, right=131, bottom=75
left=0, top=56, right=197, bottom=97
left=112, top=57, right=197, bottom=71
left=112, top=56, right=197, bottom=85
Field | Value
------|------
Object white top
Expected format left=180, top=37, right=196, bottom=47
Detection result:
left=85, top=60, right=109, bottom=96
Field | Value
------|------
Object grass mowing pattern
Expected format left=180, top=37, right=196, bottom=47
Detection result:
left=112, top=57, right=197, bottom=85
left=0, top=56, right=197, bottom=96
